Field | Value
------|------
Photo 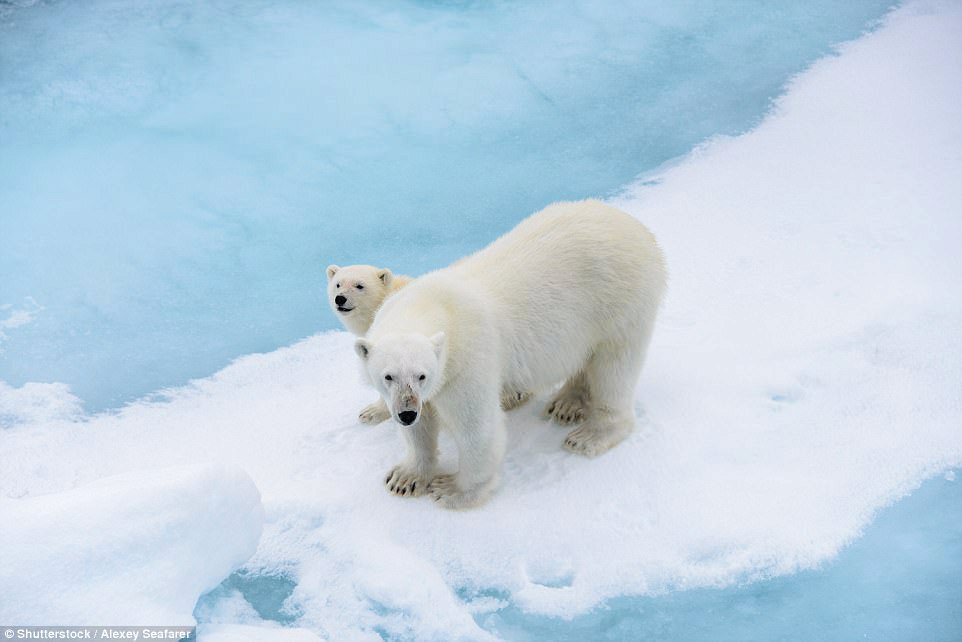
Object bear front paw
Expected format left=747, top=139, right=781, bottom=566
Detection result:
left=500, top=389, right=533, bottom=411
left=563, top=418, right=632, bottom=458
left=427, top=473, right=457, bottom=500
left=427, top=474, right=495, bottom=510
left=384, top=465, right=431, bottom=497
left=360, top=400, right=391, bottom=425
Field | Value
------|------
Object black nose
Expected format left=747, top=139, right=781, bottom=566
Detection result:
left=334, top=295, right=346, bottom=306
left=398, top=410, right=417, bottom=426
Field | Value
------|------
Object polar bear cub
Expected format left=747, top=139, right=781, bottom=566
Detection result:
left=327, top=264, right=412, bottom=424
left=326, top=264, right=412, bottom=337
left=355, top=199, right=667, bottom=509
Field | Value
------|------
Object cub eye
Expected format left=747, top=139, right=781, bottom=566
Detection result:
left=335, top=283, right=341, bottom=289
left=356, top=283, right=364, bottom=290
left=384, top=375, right=393, bottom=382
left=418, top=374, right=426, bottom=381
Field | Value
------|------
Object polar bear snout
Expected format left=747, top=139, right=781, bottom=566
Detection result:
left=334, top=294, right=355, bottom=312
left=355, top=332, right=444, bottom=429
left=393, top=387, right=422, bottom=426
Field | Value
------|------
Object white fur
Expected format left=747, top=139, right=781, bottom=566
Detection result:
left=326, top=264, right=412, bottom=337
left=326, top=264, right=412, bottom=424
left=357, top=200, right=667, bottom=509
left=328, top=265, right=533, bottom=425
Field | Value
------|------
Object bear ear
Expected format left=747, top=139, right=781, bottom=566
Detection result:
left=429, top=332, right=445, bottom=359
left=326, top=265, right=339, bottom=280
left=376, top=268, right=393, bottom=287
left=354, top=338, right=372, bottom=361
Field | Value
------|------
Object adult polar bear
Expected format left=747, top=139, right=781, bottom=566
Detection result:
left=355, top=199, right=666, bottom=509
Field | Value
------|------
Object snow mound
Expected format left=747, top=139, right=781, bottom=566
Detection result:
left=0, top=380, right=82, bottom=428
left=0, top=0, right=960, bottom=639
left=0, top=465, right=264, bottom=625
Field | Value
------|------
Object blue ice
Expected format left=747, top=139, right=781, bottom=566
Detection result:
left=0, top=0, right=892, bottom=412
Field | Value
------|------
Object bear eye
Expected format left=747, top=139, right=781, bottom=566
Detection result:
left=418, top=374, right=426, bottom=381
left=384, top=374, right=393, bottom=382
left=335, top=283, right=340, bottom=289
left=356, top=283, right=364, bottom=290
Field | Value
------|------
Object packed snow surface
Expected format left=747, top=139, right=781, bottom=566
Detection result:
left=0, top=464, right=263, bottom=625
left=0, top=0, right=960, bottom=640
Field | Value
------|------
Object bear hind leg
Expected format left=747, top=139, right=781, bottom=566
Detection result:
left=563, top=327, right=652, bottom=457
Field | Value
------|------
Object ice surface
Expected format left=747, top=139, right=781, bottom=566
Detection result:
left=0, top=0, right=960, bottom=639
left=0, top=0, right=893, bottom=412
left=484, top=471, right=962, bottom=640
left=0, top=464, right=264, bottom=625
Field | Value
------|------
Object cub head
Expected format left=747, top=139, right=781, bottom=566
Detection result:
left=354, top=332, right=446, bottom=427
left=326, top=264, right=394, bottom=336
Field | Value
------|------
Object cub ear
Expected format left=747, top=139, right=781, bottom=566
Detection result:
left=326, top=265, right=340, bottom=280
left=376, top=268, right=393, bottom=287
left=429, top=332, right=445, bottom=359
left=355, top=338, right=372, bottom=361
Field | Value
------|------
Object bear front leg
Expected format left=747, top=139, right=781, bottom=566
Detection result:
left=359, top=398, right=391, bottom=425
left=428, top=395, right=505, bottom=509
left=385, top=404, right=439, bottom=497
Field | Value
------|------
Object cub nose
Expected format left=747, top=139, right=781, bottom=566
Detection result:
left=398, top=410, right=418, bottom=426
left=334, top=295, right=346, bottom=306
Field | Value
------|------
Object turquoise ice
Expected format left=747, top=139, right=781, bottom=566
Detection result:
left=0, top=0, right=892, bottom=412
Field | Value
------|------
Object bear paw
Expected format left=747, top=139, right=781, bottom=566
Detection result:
left=428, top=474, right=495, bottom=509
left=384, top=465, right=431, bottom=497
left=545, top=390, right=588, bottom=425
left=359, top=400, right=391, bottom=425
left=427, top=474, right=457, bottom=500
left=563, top=419, right=632, bottom=458
left=500, top=389, right=533, bottom=411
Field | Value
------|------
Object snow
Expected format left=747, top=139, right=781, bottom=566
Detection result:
left=0, top=0, right=960, bottom=639
left=0, top=464, right=263, bottom=625
left=0, top=380, right=82, bottom=428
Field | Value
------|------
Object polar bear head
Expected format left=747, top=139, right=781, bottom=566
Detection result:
left=354, top=332, right=445, bottom=427
left=326, top=264, right=395, bottom=336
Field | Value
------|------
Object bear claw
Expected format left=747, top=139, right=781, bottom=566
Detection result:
left=384, top=465, right=430, bottom=497
left=545, top=394, right=587, bottom=425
